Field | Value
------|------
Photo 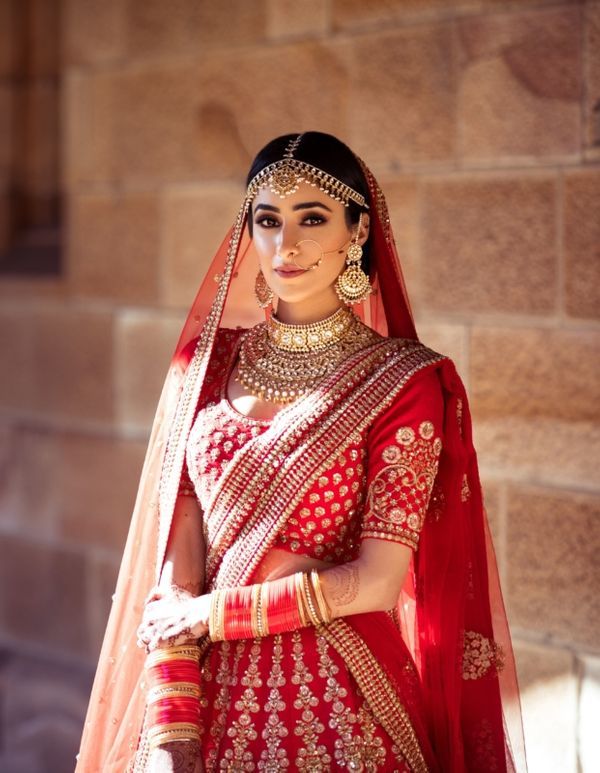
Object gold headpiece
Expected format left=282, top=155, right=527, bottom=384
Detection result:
left=246, top=133, right=369, bottom=209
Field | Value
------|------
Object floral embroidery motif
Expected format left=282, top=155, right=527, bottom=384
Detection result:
left=462, top=631, right=505, bottom=680
left=362, top=421, right=442, bottom=550
left=204, top=639, right=245, bottom=771
left=291, top=631, right=332, bottom=769
left=259, top=634, right=289, bottom=770
left=220, top=640, right=262, bottom=768
left=456, top=397, right=463, bottom=435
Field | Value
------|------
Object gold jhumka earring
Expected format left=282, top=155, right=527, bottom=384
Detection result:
left=335, top=212, right=372, bottom=305
left=254, top=269, right=274, bottom=308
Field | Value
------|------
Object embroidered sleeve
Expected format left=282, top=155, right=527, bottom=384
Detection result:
left=360, top=370, right=443, bottom=550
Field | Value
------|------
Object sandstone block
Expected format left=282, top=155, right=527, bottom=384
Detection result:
left=32, top=306, right=114, bottom=425
left=413, top=321, right=468, bottom=382
left=126, top=0, right=266, bottom=56
left=0, top=424, right=19, bottom=527
left=63, top=71, right=115, bottom=186
left=69, top=191, right=161, bottom=304
left=473, top=416, right=600, bottom=493
left=0, top=535, right=88, bottom=654
left=338, top=24, right=456, bottom=168
left=194, top=43, right=348, bottom=179
left=584, top=3, right=600, bottom=155
left=266, top=0, right=329, bottom=39
left=63, top=0, right=126, bottom=65
left=163, top=184, right=243, bottom=308
left=506, top=487, right=600, bottom=651
left=115, top=311, right=185, bottom=432
left=0, top=84, right=13, bottom=181
left=564, top=168, right=600, bottom=320
left=0, top=0, right=17, bottom=77
left=457, top=6, right=582, bottom=161
left=109, top=64, right=202, bottom=184
left=579, top=654, right=600, bottom=771
left=57, top=433, right=145, bottom=551
left=470, top=327, right=599, bottom=423
left=0, top=309, right=35, bottom=413
left=421, top=174, right=557, bottom=314
left=378, top=177, right=420, bottom=295
left=513, top=641, right=577, bottom=773
left=0, top=650, right=92, bottom=771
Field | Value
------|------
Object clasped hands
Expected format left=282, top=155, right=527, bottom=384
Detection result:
left=136, top=585, right=212, bottom=652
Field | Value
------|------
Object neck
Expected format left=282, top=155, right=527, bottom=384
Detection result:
left=275, top=296, right=344, bottom=326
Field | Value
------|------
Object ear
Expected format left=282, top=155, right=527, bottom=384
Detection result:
left=355, top=212, right=370, bottom=246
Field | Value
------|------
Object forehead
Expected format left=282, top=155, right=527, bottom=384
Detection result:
left=251, top=182, right=346, bottom=214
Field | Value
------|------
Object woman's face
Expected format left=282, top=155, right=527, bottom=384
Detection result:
left=251, top=183, right=361, bottom=307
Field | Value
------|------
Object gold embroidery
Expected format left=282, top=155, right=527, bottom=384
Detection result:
left=204, top=639, right=245, bottom=771
left=462, top=630, right=505, bottom=680
left=259, top=633, right=290, bottom=770
left=321, top=619, right=429, bottom=772
left=291, top=631, right=332, bottom=769
left=316, top=634, right=387, bottom=771
left=456, top=397, right=463, bottom=434
left=362, top=421, right=442, bottom=550
left=221, top=640, right=262, bottom=767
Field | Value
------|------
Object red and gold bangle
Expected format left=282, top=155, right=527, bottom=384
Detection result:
left=145, top=643, right=201, bottom=750
left=207, top=571, right=331, bottom=642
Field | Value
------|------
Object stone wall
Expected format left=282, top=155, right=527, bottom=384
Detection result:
left=0, top=1, right=598, bottom=770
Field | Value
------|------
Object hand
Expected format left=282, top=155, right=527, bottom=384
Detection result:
left=148, top=740, right=204, bottom=772
left=137, top=586, right=212, bottom=652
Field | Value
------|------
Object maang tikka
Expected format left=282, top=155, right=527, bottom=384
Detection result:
left=335, top=212, right=372, bottom=305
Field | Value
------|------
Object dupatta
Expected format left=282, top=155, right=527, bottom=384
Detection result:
left=75, top=146, right=526, bottom=772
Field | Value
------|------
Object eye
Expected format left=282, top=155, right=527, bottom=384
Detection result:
left=255, top=216, right=280, bottom=228
left=302, top=214, right=327, bottom=226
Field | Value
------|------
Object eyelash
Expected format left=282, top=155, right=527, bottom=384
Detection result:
left=255, top=214, right=326, bottom=228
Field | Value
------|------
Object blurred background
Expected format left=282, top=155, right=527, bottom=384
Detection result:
left=0, top=0, right=598, bottom=770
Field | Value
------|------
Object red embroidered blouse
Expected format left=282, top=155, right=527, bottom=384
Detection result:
left=179, top=329, right=443, bottom=561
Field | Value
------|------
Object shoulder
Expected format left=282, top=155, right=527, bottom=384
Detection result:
left=177, top=326, right=246, bottom=370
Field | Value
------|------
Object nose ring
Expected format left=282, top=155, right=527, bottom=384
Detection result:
left=292, top=239, right=324, bottom=271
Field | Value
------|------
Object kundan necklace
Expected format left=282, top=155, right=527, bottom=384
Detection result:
left=236, top=306, right=379, bottom=404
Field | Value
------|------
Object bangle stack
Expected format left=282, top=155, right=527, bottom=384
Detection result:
left=145, top=644, right=201, bottom=750
left=208, top=569, right=332, bottom=642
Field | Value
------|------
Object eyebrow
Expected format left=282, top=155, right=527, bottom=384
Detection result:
left=254, top=201, right=333, bottom=214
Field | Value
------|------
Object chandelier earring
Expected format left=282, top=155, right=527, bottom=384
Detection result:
left=334, top=213, right=372, bottom=305
left=254, top=269, right=274, bottom=308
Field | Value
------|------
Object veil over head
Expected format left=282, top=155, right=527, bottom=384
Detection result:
left=75, top=132, right=525, bottom=772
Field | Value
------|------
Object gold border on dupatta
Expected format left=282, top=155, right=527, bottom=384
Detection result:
left=155, top=199, right=250, bottom=581
left=321, top=619, right=430, bottom=773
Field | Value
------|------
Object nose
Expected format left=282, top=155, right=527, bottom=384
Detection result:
left=275, top=221, right=301, bottom=261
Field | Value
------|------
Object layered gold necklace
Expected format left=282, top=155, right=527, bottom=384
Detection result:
left=236, top=306, right=379, bottom=404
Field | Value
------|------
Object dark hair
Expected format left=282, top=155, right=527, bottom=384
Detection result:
left=245, top=131, right=371, bottom=275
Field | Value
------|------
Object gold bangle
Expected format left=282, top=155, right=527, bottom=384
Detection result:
left=301, top=571, right=322, bottom=626
left=250, top=583, right=261, bottom=638
left=294, top=571, right=310, bottom=626
left=147, top=682, right=201, bottom=703
left=145, top=644, right=201, bottom=668
left=209, top=589, right=225, bottom=642
left=257, top=581, right=269, bottom=637
left=310, top=569, right=332, bottom=624
left=147, top=722, right=200, bottom=749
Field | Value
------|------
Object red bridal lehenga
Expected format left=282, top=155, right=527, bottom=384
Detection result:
left=75, top=156, right=526, bottom=772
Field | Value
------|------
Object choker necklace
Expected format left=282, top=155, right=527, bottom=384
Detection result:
left=236, top=307, right=379, bottom=404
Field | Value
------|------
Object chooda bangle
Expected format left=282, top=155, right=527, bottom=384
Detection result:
left=145, top=643, right=201, bottom=750
left=207, top=570, right=332, bottom=642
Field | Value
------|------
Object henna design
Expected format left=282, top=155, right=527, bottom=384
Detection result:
left=327, top=563, right=360, bottom=606
left=156, top=740, right=201, bottom=772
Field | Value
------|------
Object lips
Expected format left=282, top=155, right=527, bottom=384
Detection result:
left=273, top=266, right=307, bottom=278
